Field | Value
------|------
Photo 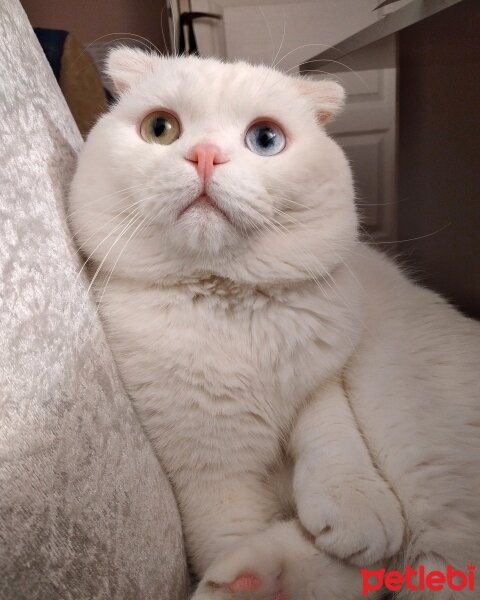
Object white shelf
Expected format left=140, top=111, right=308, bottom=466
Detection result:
left=299, top=0, right=464, bottom=73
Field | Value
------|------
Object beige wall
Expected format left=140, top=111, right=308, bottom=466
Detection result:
left=21, top=0, right=170, bottom=52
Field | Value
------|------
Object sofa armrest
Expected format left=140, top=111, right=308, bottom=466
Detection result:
left=0, top=2, right=187, bottom=598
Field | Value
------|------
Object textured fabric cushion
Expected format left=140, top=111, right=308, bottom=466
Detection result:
left=0, top=2, right=188, bottom=599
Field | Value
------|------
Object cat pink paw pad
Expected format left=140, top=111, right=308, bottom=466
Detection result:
left=227, top=574, right=287, bottom=600
left=228, top=573, right=262, bottom=593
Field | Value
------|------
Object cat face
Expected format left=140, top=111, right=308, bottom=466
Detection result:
left=69, top=49, right=357, bottom=285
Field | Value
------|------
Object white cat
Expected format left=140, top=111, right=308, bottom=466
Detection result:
left=69, top=48, right=480, bottom=600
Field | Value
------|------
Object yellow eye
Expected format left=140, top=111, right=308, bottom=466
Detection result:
left=140, top=111, right=181, bottom=144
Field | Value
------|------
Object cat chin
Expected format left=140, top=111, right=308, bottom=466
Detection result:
left=178, top=195, right=231, bottom=224
left=169, top=207, right=241, bottom=256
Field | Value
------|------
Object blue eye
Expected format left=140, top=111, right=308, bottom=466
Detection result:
left=245, top=121, right=286, bottom=156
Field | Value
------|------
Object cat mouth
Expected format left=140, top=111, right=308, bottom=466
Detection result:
left=178, top=195, right=232, bottom=224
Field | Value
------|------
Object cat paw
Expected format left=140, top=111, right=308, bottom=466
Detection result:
left=192, top=571, right=286, bottom=600
left=295, top=477, right=404, bottom=566
left=190, top=521, right=362, bottom=600
left=191, top=538, right=285, bottom=600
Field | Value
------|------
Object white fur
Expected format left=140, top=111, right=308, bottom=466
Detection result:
left=69, top=49, right=480, bottom=599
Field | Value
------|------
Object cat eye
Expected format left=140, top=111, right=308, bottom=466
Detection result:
left=245, top=121, right=286, bottom=156
left=140, top=111, right=181, bottom=145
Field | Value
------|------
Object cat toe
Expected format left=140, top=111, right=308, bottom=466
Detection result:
left=194, top=572, right=283, bottom=600
left=298, top=485, right=404, bottom=567
left=314, top=529, right=377, bottom=566
left=228, top=573, right=262, bottom=593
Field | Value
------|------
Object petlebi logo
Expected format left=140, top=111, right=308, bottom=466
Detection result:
left=360, top=564, right=476, bottom=596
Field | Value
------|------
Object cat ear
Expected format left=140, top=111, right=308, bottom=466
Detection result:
left=106, top=47, right=157, bottom=94
left=297, top=78, right=345, bottom=125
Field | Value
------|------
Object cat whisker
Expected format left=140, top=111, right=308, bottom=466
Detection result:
left=272, top=205, right=364, bottom=283
left=74, top=207, right=144, bottom=284
left=96, top=213, right=153, bottom=307
left=77, top=187, right=164, bottom=285
left=259, top=216, right=351, bottom=331
left=372, top=223, right=451, bottom=245
left=259, top=6, right=276, bottom=69
left=244, top=204, right=333, bottom=292
left=67, top=182, right=158, bottom=220
left=354, top=221, right=450, bottom=248
left=71, top=33, right=164, bottom=80
left=268, top=208, right=368, bottom=328
left=290, top=59, right=370, bottom=92
left=86, top=211, right=145, bottom=298
left=160, top=5, right=170, bottom=59
left=264, top=205, right=367, bottom=332
left=274, top=196, right=312, bottom=213
left=319, top=237, right=369, bottom=303
left=70, top=199, right=147, bottom=260
left=80, top=214, right=153, bottom=335
left=272, top=9, right=287, bottom=70
left=354, top=201, right=399, bottom=207
left=79, top=220, right=152, bottom=336
left=275, top=42, right=343, bottom=71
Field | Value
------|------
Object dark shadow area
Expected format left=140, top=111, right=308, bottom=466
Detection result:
left=398, top=0, right=480, bottom=319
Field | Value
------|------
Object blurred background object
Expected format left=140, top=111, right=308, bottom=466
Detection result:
left=34, top=29, right=107, bottom=137
left=22, top=0, right=171, bottom=99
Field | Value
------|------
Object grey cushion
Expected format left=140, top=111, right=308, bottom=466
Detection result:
left=0, top=1, right=188, bottom=598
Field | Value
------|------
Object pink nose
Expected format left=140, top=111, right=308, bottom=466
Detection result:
left=186, top=143, right=228, bottom=181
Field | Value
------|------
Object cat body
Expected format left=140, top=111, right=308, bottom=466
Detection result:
left=96, top=265, right=361, bottom=570
left=69, top=50, right=480, bottom=599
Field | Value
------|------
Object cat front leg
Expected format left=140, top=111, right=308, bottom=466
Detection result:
left=191, top=519, right=369, bottom=600
left=176, top=471, right=279, bottom=577
left=290, top=379, right=404, bottom=567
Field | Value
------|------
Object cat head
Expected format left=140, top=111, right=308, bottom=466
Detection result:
left=69, top=48, right=357, bottom=286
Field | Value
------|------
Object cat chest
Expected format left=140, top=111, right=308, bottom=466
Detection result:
left=120, top=297, right=320, bottom=403
left=104, top=286, right=333, bottom=468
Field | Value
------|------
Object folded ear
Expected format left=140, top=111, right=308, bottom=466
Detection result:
left=296, top=78, right=346, bottom=125
left=106, top=47, right=157, bottom=94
